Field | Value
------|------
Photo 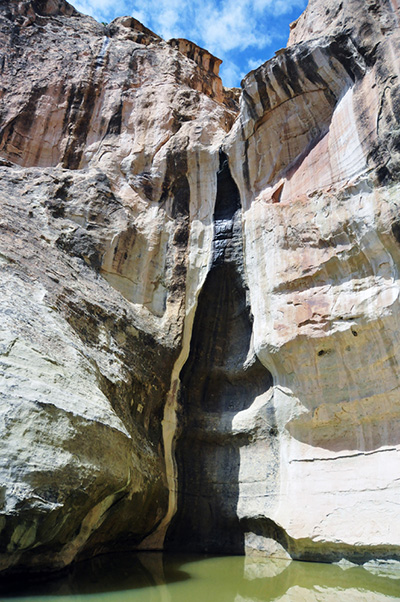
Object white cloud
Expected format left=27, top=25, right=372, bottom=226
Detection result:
left=130, top=8, right=147, bottom=24
left=73, top=0, right=129, bottom=21
left=72, top=0, right=304, bottom=48
left=271, top=0, right=307, bottom=15
left=194, top=0, right=271, bottom=55
left=247, top=57, right=266, bottom=71
left=70, top=0, right=307, bottom=85
left=220, top=61, right=245, bottom=88
left=130, top=0, right=192, bottom=39
left=253, top=0, right=306, bottom=14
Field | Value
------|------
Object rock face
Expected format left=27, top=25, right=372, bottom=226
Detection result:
left=0, top=0, right=400, bottom=575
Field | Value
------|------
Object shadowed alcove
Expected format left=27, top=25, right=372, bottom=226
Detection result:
left=165, top=152, right=273, bottom=552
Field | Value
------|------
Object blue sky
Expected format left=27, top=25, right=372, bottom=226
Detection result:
left=71, top=0, right=307, bottom=87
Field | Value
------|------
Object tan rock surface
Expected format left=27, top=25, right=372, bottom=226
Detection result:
left=0, top=0, right=237, bottom=573
left=1, top=0, right=400, bottom=575
left=225, top=0, right=400, bottom=562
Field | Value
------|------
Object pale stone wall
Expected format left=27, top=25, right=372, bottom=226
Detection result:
left=0, top=0, right=400, bottom=574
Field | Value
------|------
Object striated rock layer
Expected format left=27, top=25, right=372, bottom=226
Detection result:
left=0, top=0, right=400, bottom=575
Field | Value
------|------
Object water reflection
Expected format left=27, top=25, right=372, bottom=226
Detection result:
left=1, top=553, right=400, bottom=601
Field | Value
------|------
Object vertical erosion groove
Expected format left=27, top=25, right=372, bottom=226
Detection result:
left=165, top=152, right=273, bottom=553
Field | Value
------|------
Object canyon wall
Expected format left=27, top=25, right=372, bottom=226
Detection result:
left=0, top=0, right=400, bottom=575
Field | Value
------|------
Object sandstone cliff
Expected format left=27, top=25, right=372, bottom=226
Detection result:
left=0, top=0, right=399, bottom=575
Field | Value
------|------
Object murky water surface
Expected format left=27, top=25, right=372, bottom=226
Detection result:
left=2, top=553, right=400, bottom=602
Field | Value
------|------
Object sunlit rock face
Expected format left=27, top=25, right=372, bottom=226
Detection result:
left=1, top=0, right=400, bottom=575
left=0, top=0, right=238, bottom=574
left=226, top=0, right=400, bottom=561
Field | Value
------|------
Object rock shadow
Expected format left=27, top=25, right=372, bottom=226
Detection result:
left=0, top=551, right=190, bottom=597
left=165, top=151, right=272, bottom=553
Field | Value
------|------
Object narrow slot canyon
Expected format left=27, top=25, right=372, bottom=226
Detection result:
left=165, top=153, right=273, bottom=553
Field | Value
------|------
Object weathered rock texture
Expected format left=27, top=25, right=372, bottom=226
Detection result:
left=0, top=0, right=400, bottom=575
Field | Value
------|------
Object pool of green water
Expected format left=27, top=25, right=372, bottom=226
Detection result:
left=2, top=553, right=400, bottom=601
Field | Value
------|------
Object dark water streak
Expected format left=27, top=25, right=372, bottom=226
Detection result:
left=165, top=151, right=273, bottom=553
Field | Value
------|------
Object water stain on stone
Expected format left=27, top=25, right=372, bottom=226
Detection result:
left=165, top=152, right=272, bottom=553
